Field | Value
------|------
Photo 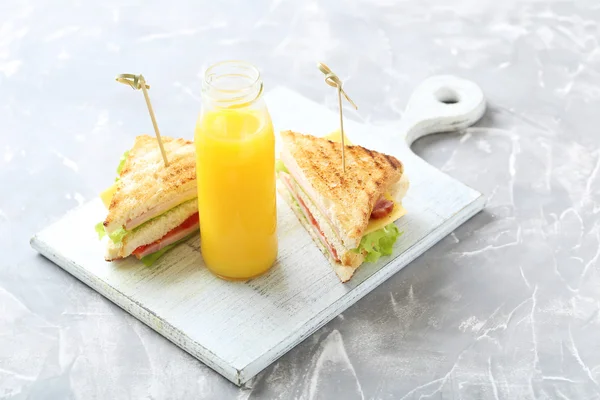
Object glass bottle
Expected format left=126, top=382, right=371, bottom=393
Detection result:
left=194, top=61, right=277, bottom=280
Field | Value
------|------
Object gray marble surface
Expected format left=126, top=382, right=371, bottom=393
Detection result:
left=2, top=0, right=600, bottom=398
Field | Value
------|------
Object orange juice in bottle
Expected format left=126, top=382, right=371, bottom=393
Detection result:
left=194, top=61, right=277, bottom=280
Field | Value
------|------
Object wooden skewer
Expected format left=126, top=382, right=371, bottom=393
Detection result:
left=115, top=74, right=169, bottom=167
left=317, top=62, right=357, bottom=173
left=139, top=79, right=169, bottom=167
left=337, top=86, right=346, bottom=171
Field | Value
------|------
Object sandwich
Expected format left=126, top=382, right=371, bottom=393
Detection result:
left=276, top=130, right=409, bottom=282
left=95, top=134, right=199, bottom=265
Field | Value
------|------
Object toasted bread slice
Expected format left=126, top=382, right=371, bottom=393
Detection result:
left=104, top=135, right=197, bottom=234
left=279, top=130, right=403, bottom=248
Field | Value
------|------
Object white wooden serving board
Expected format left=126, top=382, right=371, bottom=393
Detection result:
left=31, top=76, right=486, bottom=386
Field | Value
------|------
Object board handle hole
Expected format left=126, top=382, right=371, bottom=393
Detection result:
left=435, top=87, right=460, bottom=104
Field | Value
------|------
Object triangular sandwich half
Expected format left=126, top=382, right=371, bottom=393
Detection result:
left=95, top=135, right=199, bottom=265
left=276, top=130, right=409, bottom=282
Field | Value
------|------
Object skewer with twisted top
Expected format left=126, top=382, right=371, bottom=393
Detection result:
left=115, top=74, right=169, bottom=167
left=318, top=63, right=358, bottom=173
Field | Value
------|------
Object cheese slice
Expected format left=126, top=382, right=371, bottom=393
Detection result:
left=324, top=130, right=406, bottom=234
left=365, top=202, right=406, bottom=234
left=100, top=183, right=117, bottom=209
left=324, top=129, right=352, bottom=145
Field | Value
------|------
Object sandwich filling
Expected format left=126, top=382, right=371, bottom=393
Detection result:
left=124, top=187, right=197, bottom=230
left=280, top=172, right=341, bottom=261
left=131, top=212, right=199, bottom=258
left=277, top=161, right=404, bottom=264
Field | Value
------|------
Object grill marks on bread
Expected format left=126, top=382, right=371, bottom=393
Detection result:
left=280, top=130, right=403, bottom=240
left=104, top=135, right=197, bottom=232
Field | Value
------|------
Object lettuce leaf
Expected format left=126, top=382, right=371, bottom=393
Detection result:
left=95, top=222, right=106, bottom=239
left=116, top=150, right=129, bottom=175
left=108, top=226, right=127, bottom=244
left=275, top=159, right=289, bottom=174
left=95, top=151, right=132, bottom=238
left=94, top=222, right=126, bottom=243
left=140, top=234, right=195, bottom=267
left=353, top=223, right=402, bottom=263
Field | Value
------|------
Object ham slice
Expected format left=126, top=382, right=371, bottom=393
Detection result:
left=132, top=212, right=199, bottom=259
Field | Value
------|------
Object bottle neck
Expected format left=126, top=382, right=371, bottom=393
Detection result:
left=202, top=61, right=263, bottom=109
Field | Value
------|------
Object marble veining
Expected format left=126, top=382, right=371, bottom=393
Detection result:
left=1, top=0, right=600, bottom=399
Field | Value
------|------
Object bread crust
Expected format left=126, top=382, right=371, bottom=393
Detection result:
left=280, top=130, right=403, bottom=241
left=104, top=135, right=196, bottom=233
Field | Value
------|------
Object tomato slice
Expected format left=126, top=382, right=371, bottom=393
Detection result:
left=371, top=198, right=394, bottom=219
